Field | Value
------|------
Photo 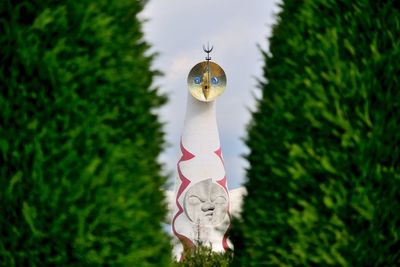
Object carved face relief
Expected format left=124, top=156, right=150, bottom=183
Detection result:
left=183, top=179, right=228, bottom=226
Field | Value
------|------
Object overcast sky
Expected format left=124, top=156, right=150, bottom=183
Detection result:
left=140, top=0, right=281, bottom=189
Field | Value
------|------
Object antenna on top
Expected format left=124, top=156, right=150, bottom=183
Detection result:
left=203, top=42, right=213, bottom=61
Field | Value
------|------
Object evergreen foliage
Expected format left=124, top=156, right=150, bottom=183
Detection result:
left=0, top=0, right=172, bottom=266
left=233, top=1, right=400, bottom=266
left=177, top=243, right=232, bottom=267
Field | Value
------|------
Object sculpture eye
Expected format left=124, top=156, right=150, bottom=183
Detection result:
left=214, top=196, right=226, bottom=205
left=194, top=76, right=201, bottom=84
left=211, top=77, right=219, bottom=85
left=188, top=196, right=202, bottom=205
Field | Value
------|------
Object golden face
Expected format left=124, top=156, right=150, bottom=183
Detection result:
left=187, top=61, right=227, bottom=102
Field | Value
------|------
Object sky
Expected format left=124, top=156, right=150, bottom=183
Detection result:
left=140, top=0, right=281, bottom=189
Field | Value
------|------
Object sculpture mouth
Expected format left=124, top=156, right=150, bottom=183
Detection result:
left=204, top=211, right=214, bottom=217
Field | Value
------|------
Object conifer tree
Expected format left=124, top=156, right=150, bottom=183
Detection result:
left=233, top=1, right=400, bottom=266
left=0, top=0, right=172, bottom=266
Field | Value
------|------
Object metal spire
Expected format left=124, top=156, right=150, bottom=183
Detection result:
left=203, top=42, right=213, bottom=61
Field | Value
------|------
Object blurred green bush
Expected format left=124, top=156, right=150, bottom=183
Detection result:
left=0, top=0, right=172, bottom=266
left=233, top=1, right=400, bottom=266
left=177, top=242, right=232, bottom=267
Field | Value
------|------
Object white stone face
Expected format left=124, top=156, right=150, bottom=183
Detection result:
left=183, top=179, right=228, bottom=226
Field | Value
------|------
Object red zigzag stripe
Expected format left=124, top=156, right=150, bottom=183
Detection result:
left=172, top=141, right=195, bottom=250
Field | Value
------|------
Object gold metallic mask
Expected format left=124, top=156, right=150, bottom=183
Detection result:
left=187, top=61, right=227, bottom=102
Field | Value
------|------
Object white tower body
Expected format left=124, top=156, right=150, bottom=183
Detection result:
left=172, top=56, right=232, bottom=259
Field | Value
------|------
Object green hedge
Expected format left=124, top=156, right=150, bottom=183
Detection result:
left=233, top=1, right=400, bottom=266
left=0, top=0, right=171, bottom=266
left=177, top=243, right=232, bottom=267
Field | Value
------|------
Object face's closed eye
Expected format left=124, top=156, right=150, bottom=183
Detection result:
left=188, top=195, right=203, bottom=205
left=214, top=196, right=226, bottom=205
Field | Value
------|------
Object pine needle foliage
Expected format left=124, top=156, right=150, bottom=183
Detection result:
left=233, top=1, right=400, bottom=266
left=0, top=0, right=172, bottom=266
left=177, top=243, right=232, bottom=267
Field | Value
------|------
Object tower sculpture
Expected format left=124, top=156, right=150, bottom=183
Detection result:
left=172, top=45, right=232, bottom=258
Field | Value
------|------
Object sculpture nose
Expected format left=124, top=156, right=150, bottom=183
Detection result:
left=201, top=201, right=215, bottom=212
